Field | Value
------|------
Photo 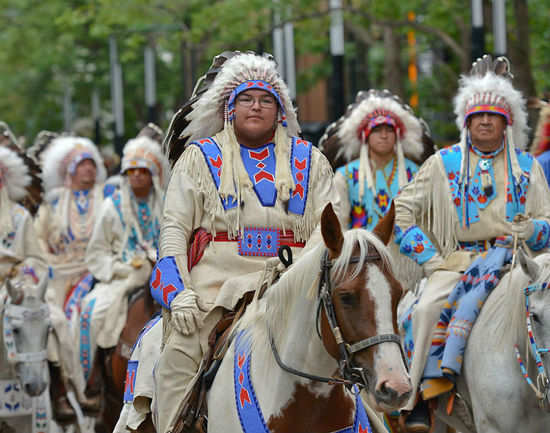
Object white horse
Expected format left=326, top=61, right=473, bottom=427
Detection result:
left=402, top=249, right=550, bottom=433
left=0, top=275, right=51, bottom=433
left=206, top=204, right=411, bottom=433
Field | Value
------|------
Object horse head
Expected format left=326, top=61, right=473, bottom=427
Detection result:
left=3, top=275, right=50, bottom=396
left=318, top=203, right=411, bottom=412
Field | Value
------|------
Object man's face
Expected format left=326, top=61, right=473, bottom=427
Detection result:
left=233, top=89, right=278, bottom=145
left=127, top=167, right=153, bottom=198
left=368, top=124, right=397, bottom=157
left=468, top=112, right=507, bottom=151
left=73, top=159, right=97, bottom=189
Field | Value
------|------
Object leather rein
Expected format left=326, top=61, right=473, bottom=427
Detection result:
left=270, top=247, right=404, bottom=389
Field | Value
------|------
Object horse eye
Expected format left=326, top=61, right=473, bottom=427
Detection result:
left=532, top=313, right=541, bottom=324
left=339, top=293, right=356, bottom=306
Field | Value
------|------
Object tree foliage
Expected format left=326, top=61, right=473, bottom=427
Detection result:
left=0, top=0, right=548, bottom=146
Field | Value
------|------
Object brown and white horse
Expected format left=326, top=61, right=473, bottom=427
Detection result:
left=206, top=203, right=411, bottom=432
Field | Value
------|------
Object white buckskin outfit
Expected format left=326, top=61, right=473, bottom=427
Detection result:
left=0, top=146, right=47, bottom=294
left=147, top=52, right=342, bottom=433
left=393, top=56, right=550, bottom=412
left=34, top=136, right=107, bottom=400
left=78, top=136, right=169, bottom=379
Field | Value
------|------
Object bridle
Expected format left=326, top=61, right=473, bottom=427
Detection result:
left=2, top=301, right=50, bottom=365
left=514, top=282, right=550, bottom=409
left=270, top=247, right=405, bottom=389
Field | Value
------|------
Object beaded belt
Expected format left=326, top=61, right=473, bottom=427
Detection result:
left=214, top=228, right=305, bottom=257
left=458, top=236, right=511, bottom=253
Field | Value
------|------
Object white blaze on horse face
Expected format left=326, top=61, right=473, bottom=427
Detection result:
left=367, top=264, right=411, bottom=397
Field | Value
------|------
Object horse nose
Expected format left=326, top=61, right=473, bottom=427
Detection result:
left=24, top=381, right=47, bottom=397
left=375, top=379, right=412, bottom=408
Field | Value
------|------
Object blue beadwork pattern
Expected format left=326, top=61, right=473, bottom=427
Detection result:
left=396, top=225, right=437, bottom=265
left=233, top=330, right=372, bottom=433
left=234, top=331, right=270, bottom=433
left=288, top=137, right=313, bottom=216
left=440, top=144, right=534, bottom=226
left=240, top=143, right=277, bottom=206
left=423, top=246, right=511, bottom=378
left=80, top=298, right=96, bottom=380
left=193, top=137, right=238, bottom=210
left=526, top=219, right=550, bottom=251
left=111, top=191, right=160, bottom=262
left=226, top=80, right=287, bottom=126
left=64, top=272, right=94, bottom=320
left=73, top=189, right=90, bottom=215
left=238, top=228, right=280, bottom=257
left=337, top=158, right=418, bottom=230
left=123, top=360, right=138, bottom=403
left=150, top=256, right=185, bottom=309
left=103, top=183, right=116, bottom=198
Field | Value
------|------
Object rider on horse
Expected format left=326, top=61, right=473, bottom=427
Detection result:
left=394, top=55, right=550, bottom=432
left=35, top=136, right=108, bottom=420
left=147, top=51, right=345, bottom=433
left=320, top=89, right=424, bottom=231
left=79, top=133, right=169, bottom=407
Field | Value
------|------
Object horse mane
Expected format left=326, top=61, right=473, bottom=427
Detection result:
left=236, top=228, right=395, bottom=354
left=488, top=253, right=550, bottom=347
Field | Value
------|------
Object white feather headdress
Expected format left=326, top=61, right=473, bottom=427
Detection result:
left=0, top=146, right=31, bottom=239
left=181, top=52, right=299, bottom=141
left=327, top=89, right=423, bottom=199
left=180, top=52, right=300, bottom=206
left=453, top=55, right=528, bottom=183
left=41, top=136, right=106, bottom=193
left=336, top=90, right=423, bottom=161
left=0, top=146, right=30, bottom=202
left=121, top=136, right=170, bottom=189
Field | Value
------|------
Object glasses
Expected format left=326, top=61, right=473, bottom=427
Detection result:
left=236, top=94, right=277, bottom=109
left=126, top=168, right=150, bottom=176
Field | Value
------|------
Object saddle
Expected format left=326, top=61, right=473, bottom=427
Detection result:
left=175, top=291, right=255, bottom=433
left=174, top=250, right=290, bottom=433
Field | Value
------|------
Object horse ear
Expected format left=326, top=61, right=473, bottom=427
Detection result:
left=373, top=201, right=395, bottom=245
left=321, top=203, right=344, bottom=259
left=518, top=247, right=540, bottom=282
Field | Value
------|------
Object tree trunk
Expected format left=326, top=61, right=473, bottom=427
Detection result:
left=383, top=26, right=404, bottom=98
left=509, top=0, right=536, bottom=98
left=180, top=38, right=194, bottom=101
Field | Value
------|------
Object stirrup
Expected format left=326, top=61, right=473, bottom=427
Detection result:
left=421, top=377, right=455, bottom=400
left=52, top=395, right=77, bottom=423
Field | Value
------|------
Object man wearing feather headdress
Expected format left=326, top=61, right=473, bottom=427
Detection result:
left=319, top=90, right=423, bottom=230
left=394, top=56, right=550, bottom=432
left=77, top=134, right=169, bottom=405
left=34, top=136, right=109, bottom=418
left=146, top=51, right=346, bottom=433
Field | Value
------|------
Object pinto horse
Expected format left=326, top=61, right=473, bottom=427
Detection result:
left=206, top=203, right=411, bottom=432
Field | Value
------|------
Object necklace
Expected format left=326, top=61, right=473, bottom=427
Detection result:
left=381, top=158, right=397, bottom=190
